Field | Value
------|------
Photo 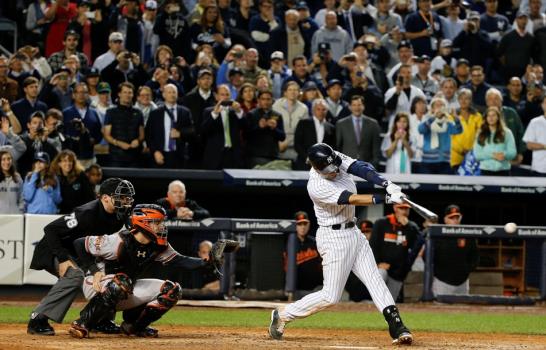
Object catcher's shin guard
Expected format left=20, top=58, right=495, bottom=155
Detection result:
left=76, top=273, right=133, bottom=334
left=122, top=280, right=182, bottom=336
left=383, top=305, right=413, bottom=345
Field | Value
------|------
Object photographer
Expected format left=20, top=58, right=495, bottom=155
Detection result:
left=452, top=11, right=493, bottom=68
left=62, top=83, right=102, bottom=168
left=43, top=109, right=65, bottom=152
left=18, top=111, right=58, bottom=177
left=245, top=90, right=286, bottom=168
left=417, top=97, right=462, bottom=174
left=0, top=102, right=26, bottom=160
left=308, top=42, right=343, bottom=91
left=100, top=50, right=149, bottom=97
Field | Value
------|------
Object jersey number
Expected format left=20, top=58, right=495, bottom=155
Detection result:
left=64, top=213, right=78, bottom=229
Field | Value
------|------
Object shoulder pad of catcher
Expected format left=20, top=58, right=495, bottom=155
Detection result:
left=212, top=239, right=240, bottom=259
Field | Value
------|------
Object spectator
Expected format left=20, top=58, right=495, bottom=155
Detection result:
left=369, top=202, right=420, bottom=301
left=25, top=0, right=51, bottom=48
left=311, top=11, right=352, bottom=62
left=156, top=180, right=210, bottom=220
left=439, top=3, right=464, bottom=41
left=42, top=108, right=63, bottom=152
left=464, top=66, right=492, bottom=113
left=39, top=68, right=73, bottom=111
left=23, top=152, right=61, bottom=214
left=84, top=163, right=102, bottom=196
left=485, top=88, right=525, bottom=165
left=299, top=81, right=323, bottom=111
left=308, top=43, right=344, bottom=92
left=430, top=40, right=456, bottom=79
left=498, top=11, right=534, bottom=82
left=0, top=56, right=19, bottom=103
left=43, top=0, right=78, bottom=58
left=62, top=82, right=102, bottom=168
left=433, top=205, right=479, bottom=296
left=418, top=97, right=462, bottom=174
left=284, top=211, right=323, bottom=294
left=473, top=106, right=517, bottom=176
left=201, top=84, right=246, bottom=169
left=249, top=0, right=280, bottom=68
left=235, top=83, right=257, bottom=114
left=67, top=2, right=99, bottom=67
left=0, top=149, right=24, bottom=214
left=404, top=0, right=442, bottom=57
left=504, top=77, right=526, bottom=121
left=438, top=78, right=459, bottom=113
left=382, top=112, right=415, bottom=174
left=100, top=51, right=150, bottom=98
left=454, top=58, right=471, bottom=87
left=385, top=64, right=426, bottom=126
left=522, top=95, right=546, bottom=176
left=268, top=51, right=291, bottom=100
left=452, top=11, right=493, bottom=68
left=50, top=150, right=95, bottom=214
left=93, top=32, right=125, bottom=72
left=146, top=84, right=194, bottom=169
left=325, top=79, right=350, bottom=123
left=142, top=0, right=160, bottom=68
left=181, top=69, right=215, bottom=168
left=374, top=0, right=404, bottom=36
left=190, top=46, right=219, bottom=86
left=336, top=95, right=381, bottom=167
left=84, top=68, right=101, bottom=106
left=380, top=27, right=406, bottom=72
left=226, top=67, right=245, bottom=99
left=409, top=96, right=427, bottom=173
left=336, top=0, right=375, bottom=41
left=388, top=39, right=419, bottom=87
left=18, top=111, right=58, bottom=177
left=245, top=90, right=285, bottom=168
left=295, top=2, right=320, bottom=44
left=116, top=0, right=144, bottom=57
left=534, top=24, right=546, bottom=72
left=242, top=48, right=267, bottom=86
left=270, top=10, right=309, bottom=65
left=103, top=82, right=145, bottom=167
left=411, top=55, right=438, bottom=102
left=91, top=82, right=113, bottom=128
left=284, top=55, right=317, bottom=89
left=189, top=5, right=231, bottom=59
left=294, top=99, right=335, bottom=170
left=353, top=40, right=389, bottom=93
left=273, top=81, right=309, bottom=163
left=230, top=0, right=257, bottom=32
left=451, top=88, right=483, bottom=170
left=134, top=86, right=158, bottom=127
left=522, top=0, right=546, bottom=34
left=480, top=0, right=510, bottom=44
left=314, top=0, right=337, bottom=28
left=11, top=77, right=47, bottom=132
left=0, top=107, right=26, bottom=160
left=153, top=0, right=191, bottom=59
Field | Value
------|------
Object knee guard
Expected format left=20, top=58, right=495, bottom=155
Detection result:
left=124, top=280, right=181, bottom=332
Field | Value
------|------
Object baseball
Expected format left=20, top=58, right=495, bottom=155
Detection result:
left=504, top=222, right=517, bottom=233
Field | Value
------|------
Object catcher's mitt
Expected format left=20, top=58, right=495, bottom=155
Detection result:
left=209, top=239, right=240, bottom=277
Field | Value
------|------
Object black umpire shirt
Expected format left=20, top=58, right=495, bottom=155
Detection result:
left=30, top=199, right=125, bottom=272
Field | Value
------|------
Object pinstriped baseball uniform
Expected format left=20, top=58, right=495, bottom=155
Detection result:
left=280, top=153, right=395, bottom=321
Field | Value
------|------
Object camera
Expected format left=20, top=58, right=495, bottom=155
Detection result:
left=220, top=100, right=234, bottom=107
left=35, top=126, right=45, bottom=136
left=123, top=52, right=132, bottom=59
left=71, top=119, right=84, bottom=132
left=233, top=51, right=243, bottom=59
left=55, top=121, right=65, bottom=134
left=397, top=75, right=404, bottom=85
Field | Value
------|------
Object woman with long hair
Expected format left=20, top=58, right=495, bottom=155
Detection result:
left=382, top=113, right=415, bottom=174
left=189, top=5, right=231, bottom=59
left=473, top=107, right=516, bottom=176
left=50, top=150, right=95, bottom=214
left=236, top=83, right=257, bottom=114
left=409, top=96, right=427, bottom=173
left=0, top=150, right=24, bottom=214
left=23, top=152, right=61, bottom=214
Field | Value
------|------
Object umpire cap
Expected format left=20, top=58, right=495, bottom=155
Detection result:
left=307, top=143, right=342, bottom=174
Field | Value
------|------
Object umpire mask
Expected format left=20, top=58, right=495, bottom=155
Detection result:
left=100, top=178, right=136, bottom=219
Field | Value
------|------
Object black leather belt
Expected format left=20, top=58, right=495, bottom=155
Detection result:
left=331, top=221, right=356, bottom=230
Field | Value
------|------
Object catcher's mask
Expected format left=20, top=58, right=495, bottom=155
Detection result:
left=100, top=178, right=135, bottom=219
left=307, top=143, right=342, bottom=176
left=131, top=204, right=168, bottom=246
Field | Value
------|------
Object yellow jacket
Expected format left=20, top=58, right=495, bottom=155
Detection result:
left=450, top=111, right=483, bottom=167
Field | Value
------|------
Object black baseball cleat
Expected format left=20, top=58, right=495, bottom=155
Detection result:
left=27, top=314, right=55, bottom=336
left=383, top=305, right=413, bottom=346
left=120, top=321, right=159, bottom=338
left=92, top=319, right=121, bottom=334
left=68, top=320, right=89, bottom=339
left=268, top=309, right=286, bottom=340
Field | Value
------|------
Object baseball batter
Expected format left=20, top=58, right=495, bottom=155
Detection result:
left=269, top=143, right=413, bottom=345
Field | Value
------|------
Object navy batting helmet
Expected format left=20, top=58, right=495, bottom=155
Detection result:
left=307, top=143, right=342, bottom=174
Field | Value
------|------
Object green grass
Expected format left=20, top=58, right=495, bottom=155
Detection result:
left=2, top=306, right=544, bottom=335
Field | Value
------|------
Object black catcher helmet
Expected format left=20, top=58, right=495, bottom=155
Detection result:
left=99, top=178, right=135, bottom=219
left=307, top=143, right=342, bottom=174
left=131, top=204, right=168, bottom=246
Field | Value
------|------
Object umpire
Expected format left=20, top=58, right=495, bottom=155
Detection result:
left=27, top=178, right=135, bottom=336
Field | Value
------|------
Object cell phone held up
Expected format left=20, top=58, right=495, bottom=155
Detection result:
left=220, top=100, right=234, bottom=107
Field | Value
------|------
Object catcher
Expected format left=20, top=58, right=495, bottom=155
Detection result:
left=68, top=203, right=238, bottom=338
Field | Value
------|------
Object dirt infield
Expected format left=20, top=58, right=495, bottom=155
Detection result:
left=2, top=323, right=546, bottom=350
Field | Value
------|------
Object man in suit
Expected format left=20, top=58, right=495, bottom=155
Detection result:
left=336, top=0, right=375, bottom=42
left=181, top=69, right=216, bottom=168
left=294, top=98, right=335, bottom=170
left=245, top=90, right=286, bottom=168
left=146, top=84, right=194, bottom=169
left=201, top=84, right=247, bottom=170
left=336, top=95, right=381, bottom=167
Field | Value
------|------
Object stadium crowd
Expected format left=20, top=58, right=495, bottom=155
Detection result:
left=1, top=0, right=546, bottom=214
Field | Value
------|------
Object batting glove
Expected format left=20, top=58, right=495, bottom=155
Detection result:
left=385, top=181, right=402, bottom=195
left=386, top=192, right=407, bottom=204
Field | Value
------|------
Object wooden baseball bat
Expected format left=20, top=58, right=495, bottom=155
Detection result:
left=402, top=198, right=438, bottom=222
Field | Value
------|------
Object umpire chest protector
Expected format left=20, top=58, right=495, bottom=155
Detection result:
left=104, top=231, right=167, bottom=279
